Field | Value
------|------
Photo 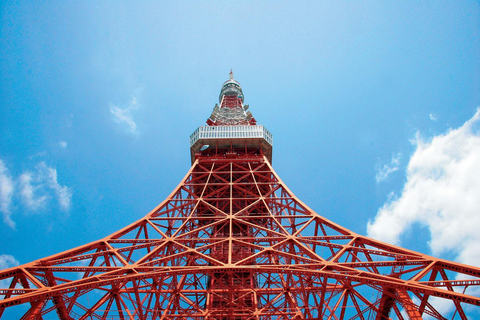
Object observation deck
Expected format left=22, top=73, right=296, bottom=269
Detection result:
left=190, top=125, right=273, bottom=164
left=190, top=72, right=273, bottom=164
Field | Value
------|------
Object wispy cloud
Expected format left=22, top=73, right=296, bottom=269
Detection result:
left=19, top=162, right=72, bottom=213
left=368, top=107, right=480, bottom=267
left=0, top=254, right=19, bottom=293
left=18, top=171, right=48, bottom=211
left=0, top=159, right=73, bottom=228
left=110, top=96, right=140, bottom=134
left=0, top=160, right=15, bottom=229
left=375, top=153, right=401, bottom=183
left=0, top=254, right=19, bottom=271
left=59, top=141, right=67, bottom=149
left=40, top=163, right=72, bottom=211
left=429, top=113, right=438, bottom=121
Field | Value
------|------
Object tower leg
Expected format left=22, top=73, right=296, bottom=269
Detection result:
left=376, top=288, right=396, bottom=320
left=396, top=290, right=423, bottom=320
left=20, top=300, right=45, bottom=320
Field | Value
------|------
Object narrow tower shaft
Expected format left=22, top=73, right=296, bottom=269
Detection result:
left=192, top=72, right=271, bottom=318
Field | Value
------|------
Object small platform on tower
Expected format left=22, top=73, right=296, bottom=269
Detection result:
left=190, top=124, right=273, bottom=164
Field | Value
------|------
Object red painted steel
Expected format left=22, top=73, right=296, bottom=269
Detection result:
left=1, top=74, right=479, bottom=319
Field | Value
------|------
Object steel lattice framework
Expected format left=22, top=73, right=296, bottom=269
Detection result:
left=1, top=73, right=480, bottom=319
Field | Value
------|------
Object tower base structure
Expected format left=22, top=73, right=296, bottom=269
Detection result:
left=1, top=153, right=479, bottom=319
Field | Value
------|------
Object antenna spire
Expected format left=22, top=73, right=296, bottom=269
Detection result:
left=229, top=69, right=234, bottom=80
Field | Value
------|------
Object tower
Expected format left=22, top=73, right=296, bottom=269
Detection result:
left=1, top=73, right=480, bottom=319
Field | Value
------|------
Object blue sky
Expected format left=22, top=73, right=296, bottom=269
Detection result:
left=1, top=0, right=480, bottom=307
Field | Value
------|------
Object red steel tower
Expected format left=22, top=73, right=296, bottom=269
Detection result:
left=1, top=72, right=480, bottom=319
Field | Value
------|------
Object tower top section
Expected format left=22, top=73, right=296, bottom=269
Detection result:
left=190, top=72, right=273, bottom=164
left=207, top=70, right=255, bottom=126
left=219, top=70, right=244, bottom=103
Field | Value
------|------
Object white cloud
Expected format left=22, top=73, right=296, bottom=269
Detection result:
left=375, top=153, right=401, bottom=183
left=0, top=254, right=19, bottom=270
left=59, top=141, right=67, bottom=148
left=0, top=159, right=73, bottom=228
left=429, top=113, right=438, bottom=121
left=18, top=171, right=48, bottom=211
left=368, top=108, right=480, bottom=266
left=0, top=254, right=19, bottom=293
left=20, top=162, right=72, bottom=212
left=110, top=96, right=140, bottom=134
left=0, top=160, right=15, bottom=229
left=39, top=162, right=72, bottom=211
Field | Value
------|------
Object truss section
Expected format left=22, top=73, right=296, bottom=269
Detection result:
left=1, top=155, right=480, bottom=319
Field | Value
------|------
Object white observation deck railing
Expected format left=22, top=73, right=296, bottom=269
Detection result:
left=190, top=125, right=273, bottom=147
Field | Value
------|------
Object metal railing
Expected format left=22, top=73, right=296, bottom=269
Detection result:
left=190, top=125, right=273, bottom=147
